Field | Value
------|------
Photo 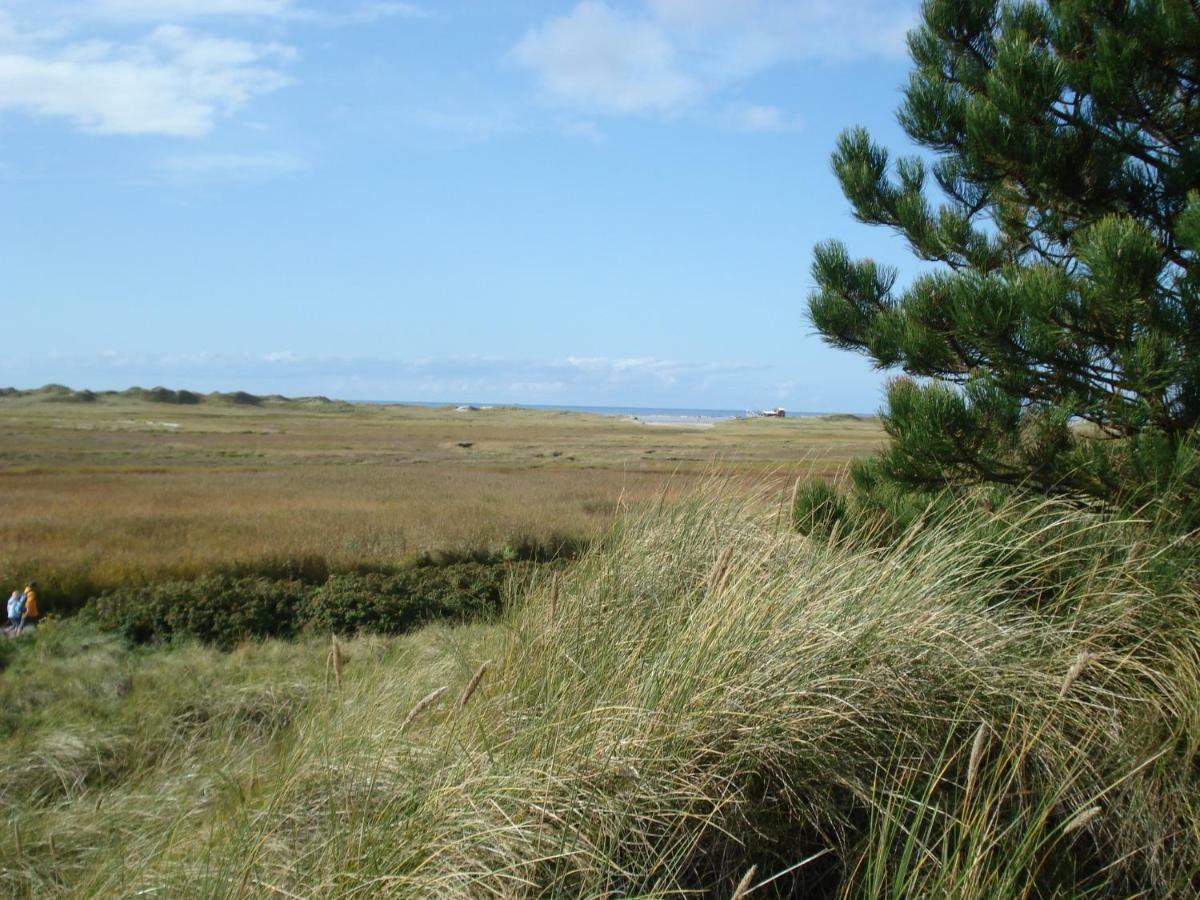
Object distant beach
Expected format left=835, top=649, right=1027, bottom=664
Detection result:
left=361, top=401, right=838, bottom=427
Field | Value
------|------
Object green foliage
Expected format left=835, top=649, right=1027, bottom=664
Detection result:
left=2, top=489, right=1199, bottom=895
left=791, top=477, right=847, bottom=537
left=88, top=575, right=311, bottom=649
left=809, top=0, right=1200, bottom=522
left=299, top=564, right=516, bottom=636
left=123, top=386, right=202, bottom=404
left=87, top=562, right=532, bottom=648
left=0, top=616, right=320, bottom=880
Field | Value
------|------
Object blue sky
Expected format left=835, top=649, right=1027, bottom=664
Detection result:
left=1, top=0, right=925, bottom=412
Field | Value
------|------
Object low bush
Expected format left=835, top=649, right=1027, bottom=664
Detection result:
left=89, top=575, right=310, bottom=649
left=87, top=560, right=543, bottom=648
left=300, top=563, right=520, bottom=636
left=31, top=537, right=587, bottom=620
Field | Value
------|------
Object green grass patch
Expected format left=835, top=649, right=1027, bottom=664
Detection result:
left=2, top=484, right=1196, bottom=896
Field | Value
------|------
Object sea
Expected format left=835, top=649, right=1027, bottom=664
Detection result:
left=361, top=401, right=822, bottom=427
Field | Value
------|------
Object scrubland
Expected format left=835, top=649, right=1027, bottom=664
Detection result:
left=4, top=391, right=1195, bottom=897
left=3, top=484, right=1197, bottom=897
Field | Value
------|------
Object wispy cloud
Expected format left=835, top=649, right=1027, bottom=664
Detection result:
left=3, top=351, right=777, bottom=406
left=405, top=105, right=523, bottom=143
left=56, top=1, right=427, bottom=24
left=160, top=150, right=307, bottom=178
left=512, top=0, right=914, bottom=124
left=90, top=0, right=295, bottom=18
left=562, top=119, right=604, bottom=141
left=722, top=103, right=798, bottom=133
left=316, top=2, right=428, bottom=25
left=0, top=24, right=294, bottom=136
left=0, top=1, right=427, bottom=137
left=511, top=2, right=699, bottom=115
left=646, top=0, right=913, bottom=67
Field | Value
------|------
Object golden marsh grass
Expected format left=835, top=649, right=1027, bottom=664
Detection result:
left=0, top=395, right=883, bottom=600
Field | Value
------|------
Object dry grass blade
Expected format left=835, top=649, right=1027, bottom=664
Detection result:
left=731, top=864, right=757, bottom=900
left=708, top=546, right=734, bottom=595
left=328, top=635, right=344, bottom=693
left=458, top=660, right=492, bottom=709
left=550, top=573, right=560, bottom=623
left=400, top=686, right=448, bottom=734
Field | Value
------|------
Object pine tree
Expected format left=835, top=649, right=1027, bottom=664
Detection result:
left=809, top=0, right=1200, bottom=523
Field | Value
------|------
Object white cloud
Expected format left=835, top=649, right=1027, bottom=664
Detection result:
left=0, top=25, right=294, bottom=135
left=0, top=1, right=428, bottom=136
left=160, top=150, right=306, bottom=177
left=322, top=2, right=428, bottom=25
left=512, top=0, right=915, bottom=123
left=647, top=0, right=913, bottom=65
left=511, top=2, right=699, bottom=115
left=92, top=0, right=295, bottom=18
left=42, top=1, right=427, bottom=24
left=723, top=103, right=797, bottom=133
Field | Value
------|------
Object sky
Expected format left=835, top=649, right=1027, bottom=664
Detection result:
left=0, top=0, right=927, bottom=412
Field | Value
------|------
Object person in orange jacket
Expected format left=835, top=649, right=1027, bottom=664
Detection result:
left=18, top=581, right=38, bottom=633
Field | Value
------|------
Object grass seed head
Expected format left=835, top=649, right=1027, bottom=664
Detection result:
left=966, top=721, right=988, bottom=798
left=325, top=635, right=345, bottom=692
left=458, top=660, right=492, bottom=709
left=731, top=864, right=757, bottom=900
left=709, top=546, right=735, bottom=595
left=401, top=686, right=448, bottom=734
left=1063, top=805, right=1102, bottom=834
left=331, top=635, right=344, bottom=691
left=1059, top=651, right=1094, bottom=698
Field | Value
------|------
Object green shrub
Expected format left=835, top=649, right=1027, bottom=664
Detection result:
left=790, top=477, right=847, bottom=537
left=88, top=561, right=536, bottom=647
left=299, top=563, right=514, bottom=636
left=90, top=575, right=310, bottom=649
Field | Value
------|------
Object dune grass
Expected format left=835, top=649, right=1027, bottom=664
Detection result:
left=3, top=482, right=1195, bottom=897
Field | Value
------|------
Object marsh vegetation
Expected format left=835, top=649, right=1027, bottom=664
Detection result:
left=0, top=388, right=881, bottom=613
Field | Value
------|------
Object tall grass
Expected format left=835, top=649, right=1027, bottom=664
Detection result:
left=3, top=483, right=1196, bottom=896
left=0, top=399, right=881, bottom=613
